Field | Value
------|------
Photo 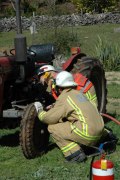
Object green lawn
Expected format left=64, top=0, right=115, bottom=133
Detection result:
left=0, top=24, right=120, bottom=179
left=0, top=123, right=120, bottom=180
left=0, top=23, right=120, bottom=56
left=0, top=84, right=120, bottom=180
left=107, top=84, right=120, bottom=99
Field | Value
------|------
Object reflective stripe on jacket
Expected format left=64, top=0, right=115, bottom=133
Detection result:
left=38, top=89, right=104, bottom=140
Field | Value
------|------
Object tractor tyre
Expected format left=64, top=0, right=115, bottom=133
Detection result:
left=67, top=55, right=107, bottom=113
left=20, top=103, right=49, bottom=159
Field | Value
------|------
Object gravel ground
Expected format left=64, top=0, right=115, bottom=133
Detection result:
left=105, top=72, right=120, bottom=84
left=107, top=98, right=120, bottom=115
left=105, top=72, right=120, bottom=114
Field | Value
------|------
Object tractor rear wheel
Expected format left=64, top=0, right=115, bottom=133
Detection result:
left=20, top=103, right=49, bottom=159
left=67, top=55, right=107, bottom=113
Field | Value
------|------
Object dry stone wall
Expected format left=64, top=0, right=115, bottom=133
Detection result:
left=0, top=12, right=120, bottom=32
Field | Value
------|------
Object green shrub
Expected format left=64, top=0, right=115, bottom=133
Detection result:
left=53, top=29, right=79, bottom=53
left=3, top=6, right=15, bottom=17
left=70, top=0, right=119, bottom=13
left=42, top=27, right=80, bottom=54
left=94, top=36, right=120, bottom=71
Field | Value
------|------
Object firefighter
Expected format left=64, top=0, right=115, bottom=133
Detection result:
left=37, top=64, right=58, bottom=99
left=35, top=71, right=104, bottom=163
left=37, top=65, right=97, bottom=107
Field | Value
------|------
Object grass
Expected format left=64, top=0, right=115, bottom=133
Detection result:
left=107, top=84, right=120, bottom=99
left=106, top=84, right=120, bottom=116
left=0, top=23, right=120, bottom=56
left=0, top=23, right=120, bottom=179
left=0, top=85, right=120, bottom=179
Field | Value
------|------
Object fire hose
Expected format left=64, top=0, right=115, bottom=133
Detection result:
left=101, top=113, right=120, bottom=126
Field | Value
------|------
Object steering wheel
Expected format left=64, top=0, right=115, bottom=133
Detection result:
left=10, top=48, right=36, bottom=57
left=10, top=48, right=15, bottom=55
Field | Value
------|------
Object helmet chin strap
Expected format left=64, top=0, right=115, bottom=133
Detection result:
left=57, top=86, right=72, bottom=94
left=56, top=86, right=63, bottom=95
left=43, top=72, right=51, bottom=79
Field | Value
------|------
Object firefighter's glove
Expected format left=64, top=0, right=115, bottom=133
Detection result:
left=34, top=102, right=43, bottom=113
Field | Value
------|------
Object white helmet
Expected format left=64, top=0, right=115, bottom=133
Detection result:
left=56, top=71, right=77, bottom=87
left=38, top=65, right=56, bottom=76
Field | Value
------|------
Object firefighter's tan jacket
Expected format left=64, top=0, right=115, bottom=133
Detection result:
left=38, top=88, right=104, bottom=141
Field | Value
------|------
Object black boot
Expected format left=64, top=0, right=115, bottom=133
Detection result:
left=99, top=130, right=119, bottom=154
left=100, top=127, right=119, bottom=144
left=103, top=130, right=119, bottom=144
left=108, top=131, right=119, bottom=143
left=65, top=150, right=87, bottom=163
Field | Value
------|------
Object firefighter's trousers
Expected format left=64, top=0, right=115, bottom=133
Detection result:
left=48, top=120, right=98, bottom=158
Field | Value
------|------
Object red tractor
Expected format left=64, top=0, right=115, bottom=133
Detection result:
left=0, top=0, right=107, bottom=159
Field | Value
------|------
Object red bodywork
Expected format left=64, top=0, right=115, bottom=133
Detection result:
left=62, top=53, right=86, bottom=71
left=0, top=49, right=85, bottom=116
left=62, top=54, right=77, bottom=70
left=0, top=56, right=14, bottom=113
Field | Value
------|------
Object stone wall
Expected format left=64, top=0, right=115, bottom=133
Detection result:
left=0, top=12, right=120, bottom=32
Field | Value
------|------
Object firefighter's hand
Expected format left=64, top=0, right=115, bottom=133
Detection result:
left=45, top=104, right=55, bottom=110
left=34, top=102, right=43, bottom=113
left=39, top=76, right=46, bottom=85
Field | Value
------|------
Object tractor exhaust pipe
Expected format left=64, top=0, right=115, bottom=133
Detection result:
left=14, top=0, right=27, bottom=63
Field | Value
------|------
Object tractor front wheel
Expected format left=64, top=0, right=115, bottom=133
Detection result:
left=20, top=103, right=49, bottom=159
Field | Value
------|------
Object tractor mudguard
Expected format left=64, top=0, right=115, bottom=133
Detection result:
left=62, top=53, right=86, bottom=71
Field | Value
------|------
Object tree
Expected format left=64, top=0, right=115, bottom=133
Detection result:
left=70, top=0, right=119, bottom=13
